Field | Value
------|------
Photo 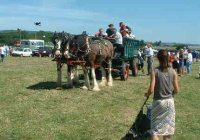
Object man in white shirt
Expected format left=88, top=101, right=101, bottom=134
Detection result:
left=186, top=49, right=193, bottom=75
left=146, top=44, right=154, bottom=75
left=0, top=45, right=5, bottom=62
left=114, top=30, right=123, bottom=57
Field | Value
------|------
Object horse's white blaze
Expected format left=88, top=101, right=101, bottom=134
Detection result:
left=99, top=66, right=107, bottom=86
left=91, top=67, right=100, bottom=91
left=55, top=50, right=61, bottom=56
left=64, top=42, right=70, bottom=58
left=64, top=51, right=70, bottom=58
left=56, top=40, right=61, bottom=49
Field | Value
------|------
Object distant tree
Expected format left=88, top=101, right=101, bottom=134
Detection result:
left=0, top=30, right=54, bottom=46
left=139, top=40, right=146, bottom=48
left=152, top=40, right=162, bottom=47
left=172, top=44, right=186, bottom=50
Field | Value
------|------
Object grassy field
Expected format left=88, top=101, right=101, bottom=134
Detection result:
left=0, top=57, right=199, bottom=140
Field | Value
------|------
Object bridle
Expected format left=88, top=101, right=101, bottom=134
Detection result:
left=70, top=35, right=91, bottom=58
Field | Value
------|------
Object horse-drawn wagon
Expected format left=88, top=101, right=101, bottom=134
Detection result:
left=96, top=37, right=140, bottom=81
left=52, top=32, right=140, bottom=91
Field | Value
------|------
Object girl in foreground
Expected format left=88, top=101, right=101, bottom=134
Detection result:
left=145, top=49, right=179, bottom=140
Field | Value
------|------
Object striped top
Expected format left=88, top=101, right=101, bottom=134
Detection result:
left=154, top=67, right=174, bottom=100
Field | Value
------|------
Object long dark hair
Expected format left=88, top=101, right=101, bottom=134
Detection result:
left=157, top=49, right=170, bottom=71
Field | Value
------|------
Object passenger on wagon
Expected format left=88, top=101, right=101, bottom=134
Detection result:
left=106, top=24, right=117, bottom=44
left=126, top=30, right=136, bottom=39
left=113, top=29, right=123, bottom=57
left=119, top=22, right=127, bottom=37
left=95, top=28, right=107, bottom=38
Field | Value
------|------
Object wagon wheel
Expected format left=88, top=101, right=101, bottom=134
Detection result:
left=120, top=62, right=129, bottom=81
left=131, top=59, right=138, bottom=77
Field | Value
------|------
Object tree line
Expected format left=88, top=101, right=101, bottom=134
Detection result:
left=0, top=30, right=53, bottom=46
left=0, top=30, right=186, bottom=50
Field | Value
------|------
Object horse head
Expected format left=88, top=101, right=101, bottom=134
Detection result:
left=70, top=33, right=91, bottom=57
left=52, top=32, right=73, bottom=58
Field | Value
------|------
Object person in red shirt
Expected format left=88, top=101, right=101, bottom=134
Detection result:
left=119, top=22, right=127, bottom=37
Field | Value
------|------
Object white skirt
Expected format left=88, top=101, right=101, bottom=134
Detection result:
left=151, top=98, right=175, bottom=136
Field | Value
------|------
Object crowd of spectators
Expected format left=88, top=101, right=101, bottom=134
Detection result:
left=167, top=47, right=199, bottom=76
left=0, top=45, right=11, bottom=62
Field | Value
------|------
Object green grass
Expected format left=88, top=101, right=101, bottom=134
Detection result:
left=0, top=57, right=200, bottom=140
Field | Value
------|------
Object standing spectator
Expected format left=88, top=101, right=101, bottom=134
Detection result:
left=6, top=46, right=9, bottom=56
left=146, top=44, right=154, bottom=75
left=10, top=47, right=13, bottom=56
left=145, top=49, right=179, bottom=140
left=106, top=24, right=116, bottom=44
left=138, top=49, right=144, bottom=73
left=172, top=51, right=180, bottom=74
left=183, top=47, right=188, bottom=74
left=0, top=45, right=5, bottom=62
left=119, top=22, right=127, bottom=37
left=186, top=49, right=193, bottom=75
left=143, top=45, right=148, bottom=61
left=192, top=50, right=197, bottom=62
left=95, top=28, right=107, bottom=38
left=179, top=49, right=184, bottom=76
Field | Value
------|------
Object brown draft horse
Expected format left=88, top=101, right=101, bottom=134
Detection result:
left=69, top=33, right=114, bottom=91
left=52, top=32, right=79, bottom=88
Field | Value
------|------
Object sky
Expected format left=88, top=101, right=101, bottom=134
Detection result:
left=0, top=0, right=200, bottom=44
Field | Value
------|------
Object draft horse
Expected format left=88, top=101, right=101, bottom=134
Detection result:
left=52, top=32, right=79, bottom=89
left=69, top=34, right=114, bottom=91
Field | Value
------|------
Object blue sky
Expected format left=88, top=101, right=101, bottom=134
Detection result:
left=0, top=0, right=200, bottom=44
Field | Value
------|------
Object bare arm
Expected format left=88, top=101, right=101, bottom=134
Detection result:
left=145, top=69, right=155, bottom=97
left=173, top=70, right=179, bottom=94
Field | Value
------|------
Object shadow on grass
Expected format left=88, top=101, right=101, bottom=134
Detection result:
left=27, top=81, right=58, bottom=90
left=27, top=81, right=85, bottom=90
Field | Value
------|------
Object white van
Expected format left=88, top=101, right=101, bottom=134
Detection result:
left=20, top=39, right=44, bottom=50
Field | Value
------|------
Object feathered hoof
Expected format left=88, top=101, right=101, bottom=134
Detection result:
left=107, top=82, right=113, bottom=87
left=92, top=86, right=100, bottom=91
left=80, top=85, right=88, bottom=90
left=99, top=81, right=107, bottom=87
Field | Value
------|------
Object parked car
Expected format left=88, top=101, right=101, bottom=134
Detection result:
left=12, top=48, right=32, bottom=57
left=32, top=48, right=40, bottom=56
left=32, top=47, right=52, bottom=57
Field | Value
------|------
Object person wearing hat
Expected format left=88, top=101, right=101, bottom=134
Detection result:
left=106, top=24, right=117, bottom=44
left=119, top=22, right=127, bottom=37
